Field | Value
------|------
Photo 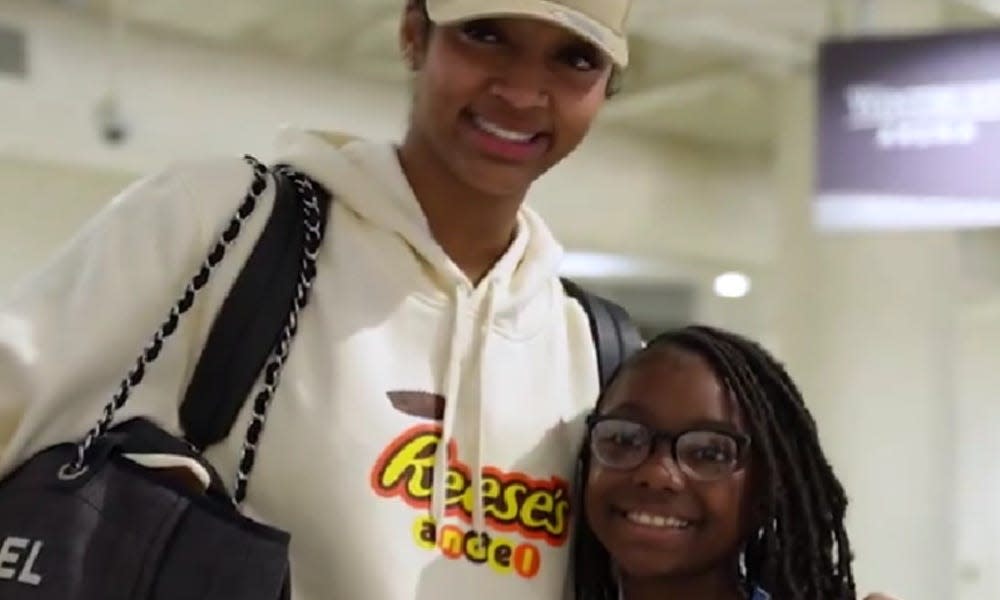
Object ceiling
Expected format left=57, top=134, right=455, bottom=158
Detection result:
left=66, top=0, right=1000, bottom=149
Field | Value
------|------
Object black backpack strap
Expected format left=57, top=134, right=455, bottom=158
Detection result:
left=561, top=278, right=644, bottom=389
left=180, top=167, right=331, bottom=450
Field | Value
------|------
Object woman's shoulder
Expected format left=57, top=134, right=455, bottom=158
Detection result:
left=98, top=155, right=277, bottom=244
left=114, top=155, right=265, bottom=214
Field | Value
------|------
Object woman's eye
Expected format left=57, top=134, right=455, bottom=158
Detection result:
left=561, top=46, right=603, bottom=72
left=461, top=20, right=503, bottom=45
left=566, top=53, right=596, bottom=71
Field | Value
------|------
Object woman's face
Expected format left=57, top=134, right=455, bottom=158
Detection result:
left=584, top=347, right=758, bottom=581
left=401, top=11, right=612, bottom=198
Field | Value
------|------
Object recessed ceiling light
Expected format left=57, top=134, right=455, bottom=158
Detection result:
left=714, top=272, right=751, bottom=298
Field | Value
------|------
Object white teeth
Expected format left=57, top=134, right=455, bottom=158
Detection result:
left=473, top=115, right=535, bottom=143
left=625, top=511, right=691, bottom=529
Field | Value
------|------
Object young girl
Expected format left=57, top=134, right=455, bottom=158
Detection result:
left=575, top=325, right=862, bottom=600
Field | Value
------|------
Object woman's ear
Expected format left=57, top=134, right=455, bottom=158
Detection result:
left=402, top=42, right=417, bottom=71
left=399, top=3, right=430, bottom=71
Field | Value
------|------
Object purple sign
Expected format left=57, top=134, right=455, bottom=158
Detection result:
left=817, top=29, right=1000, bottom=230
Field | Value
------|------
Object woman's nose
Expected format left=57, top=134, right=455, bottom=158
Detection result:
left=488, top=63, right=550, bottom=111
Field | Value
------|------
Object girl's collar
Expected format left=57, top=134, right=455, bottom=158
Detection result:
left=615, top=583, right=772, bottom=600
left=750, top=586, right=771, bottom=600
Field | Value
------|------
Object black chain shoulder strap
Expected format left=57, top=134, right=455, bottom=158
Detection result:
left=231, top=163, right=324, bottom=505
left=60, top=156, right=325, bottom=507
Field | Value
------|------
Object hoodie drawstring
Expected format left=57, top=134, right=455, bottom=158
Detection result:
left=431, top=288, right=468, bottom=530
left=429, top=281, right=501, bottom=535
left=471, top=280, right=500, bottom=533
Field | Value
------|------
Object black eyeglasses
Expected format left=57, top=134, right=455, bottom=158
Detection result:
left=586, top=414, right=751, bottom=482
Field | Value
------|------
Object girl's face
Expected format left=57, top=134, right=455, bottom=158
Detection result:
left=401, top=11, right=612, bottom=198
left=585, top=347, right=759, bottom=581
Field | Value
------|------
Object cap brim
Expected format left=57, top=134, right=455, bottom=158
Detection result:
left=427, top=0, right=629, bottom=67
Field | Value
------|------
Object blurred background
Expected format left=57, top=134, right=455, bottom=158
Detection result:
left=2, top=0, right=999, bottom=598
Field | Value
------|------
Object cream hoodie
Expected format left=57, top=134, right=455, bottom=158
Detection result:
left=0, top=129, right=600, bottom=600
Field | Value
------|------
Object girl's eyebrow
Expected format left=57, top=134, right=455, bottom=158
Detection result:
left=680, top=419, right=745, bottom=435
left=599, top=404, right=645, bottom=419
left=600, top=410, right=745, bottom=436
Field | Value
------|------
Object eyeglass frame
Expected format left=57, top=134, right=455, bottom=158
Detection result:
left=585, top=413, right=753, bottom=481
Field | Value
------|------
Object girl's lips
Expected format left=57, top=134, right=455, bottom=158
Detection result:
left=612, top=509, right=701, bottom=546
left=615, top=503, right=701, bottom=524
left=624, top=510, right=693, bottom=529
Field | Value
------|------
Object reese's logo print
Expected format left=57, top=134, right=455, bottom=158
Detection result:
left=369, top=424, right=571, bottom=579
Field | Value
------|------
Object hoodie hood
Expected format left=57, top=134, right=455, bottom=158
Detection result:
left=273, top=127, right=565, bottom=329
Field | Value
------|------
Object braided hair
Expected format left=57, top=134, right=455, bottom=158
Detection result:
left=574, top=325, right=856, bottom=600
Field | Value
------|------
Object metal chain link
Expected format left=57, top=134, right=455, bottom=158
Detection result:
left=59, top=155, right=275, bottom=480
left=231, top=166, right=324, bottom=506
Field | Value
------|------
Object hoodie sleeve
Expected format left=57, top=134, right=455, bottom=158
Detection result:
left=0, top=157, right=275, bottom=476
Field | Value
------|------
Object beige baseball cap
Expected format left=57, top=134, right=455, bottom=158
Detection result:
left=426, top=0, right=631, bottom=67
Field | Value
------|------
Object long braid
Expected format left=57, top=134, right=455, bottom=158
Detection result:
left=572, top=325, right=856, bottom=600
left=574, top=422, right=618, bottom=600
left=721, top=331, right=855, bottom=597
left=656, top=326, right=856, bottom=599
left=706, top=333, right=827, bottom=596
left=668, top=328, right=813, bottom=596
left=760, top=358, right=853, bottom=598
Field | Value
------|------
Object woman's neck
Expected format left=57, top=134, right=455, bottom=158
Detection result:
left=619, top=567, right=745, bottom=600
left=397, top=134, right=524, bottom=286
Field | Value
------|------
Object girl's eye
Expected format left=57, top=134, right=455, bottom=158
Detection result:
left=693, top=447, right=735, bottom=463
left=608, top=432, right=643, bottom=447
left=460, top=20, right=503, bottom=45
left=593, top=420, right=649, bottom=448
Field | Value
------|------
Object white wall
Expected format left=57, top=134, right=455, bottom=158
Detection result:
left=955, top=303, right=1000, bottom=600
left=0, top=1, right=406, bottom=172
left=535, top=135, right=776, bottom=268
left=772, top=74, right=963, bottom=600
